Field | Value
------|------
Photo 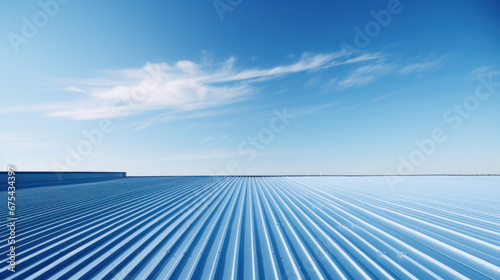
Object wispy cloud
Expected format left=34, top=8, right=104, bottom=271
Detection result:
left=325, top=54, right=448, bottom=90
left=2, top=50, right=447, bottom=130
left=469, top=66, right=500, bottom=80
left=399, top=55, right=446, bottom=74
left=336, top=60, right=396, bottom=90
left=5, top=51, right=379, bottom=121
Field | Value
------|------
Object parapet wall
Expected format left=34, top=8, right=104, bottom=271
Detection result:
left=0, top=171, right=126, bottom=188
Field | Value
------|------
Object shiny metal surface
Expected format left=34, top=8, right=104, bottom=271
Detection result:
left=1, top=176, right=499, bottom=279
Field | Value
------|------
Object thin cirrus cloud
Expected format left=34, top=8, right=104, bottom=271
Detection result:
left=2, top=51, right=445, bottom=124
left=399, top=55, right=447, bottom=74
left=336, top=61, right=397, bottom=90
left=330, top=55, right=446, bottom=90
left=41, top=51, right=381, bottom=120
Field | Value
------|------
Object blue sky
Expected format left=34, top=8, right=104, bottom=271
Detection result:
left=1, top=0, right=499, bottom=175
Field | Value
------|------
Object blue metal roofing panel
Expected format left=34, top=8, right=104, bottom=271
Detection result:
left=1, top=176, right=499, bottom=279
left=0, top=171, right=126, bottom=188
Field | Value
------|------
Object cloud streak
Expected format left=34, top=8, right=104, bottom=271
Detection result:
left=326, top=54, right=447, bottom=91
left=2, top=51, right=447, bottom=128
left=337, top=61, right=396, bottom=90
left=399, top=55, right=446, bottom=74
left=29, top=51, right=379, bottom=121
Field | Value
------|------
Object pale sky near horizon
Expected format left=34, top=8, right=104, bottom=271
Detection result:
left=1, top=0, right=499, bottom=175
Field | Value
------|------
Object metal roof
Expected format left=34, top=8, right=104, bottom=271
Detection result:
left=1, top=176, right=499, bottom=279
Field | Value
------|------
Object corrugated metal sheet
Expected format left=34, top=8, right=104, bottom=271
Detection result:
left=1, top=176, right=499, bottom=279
